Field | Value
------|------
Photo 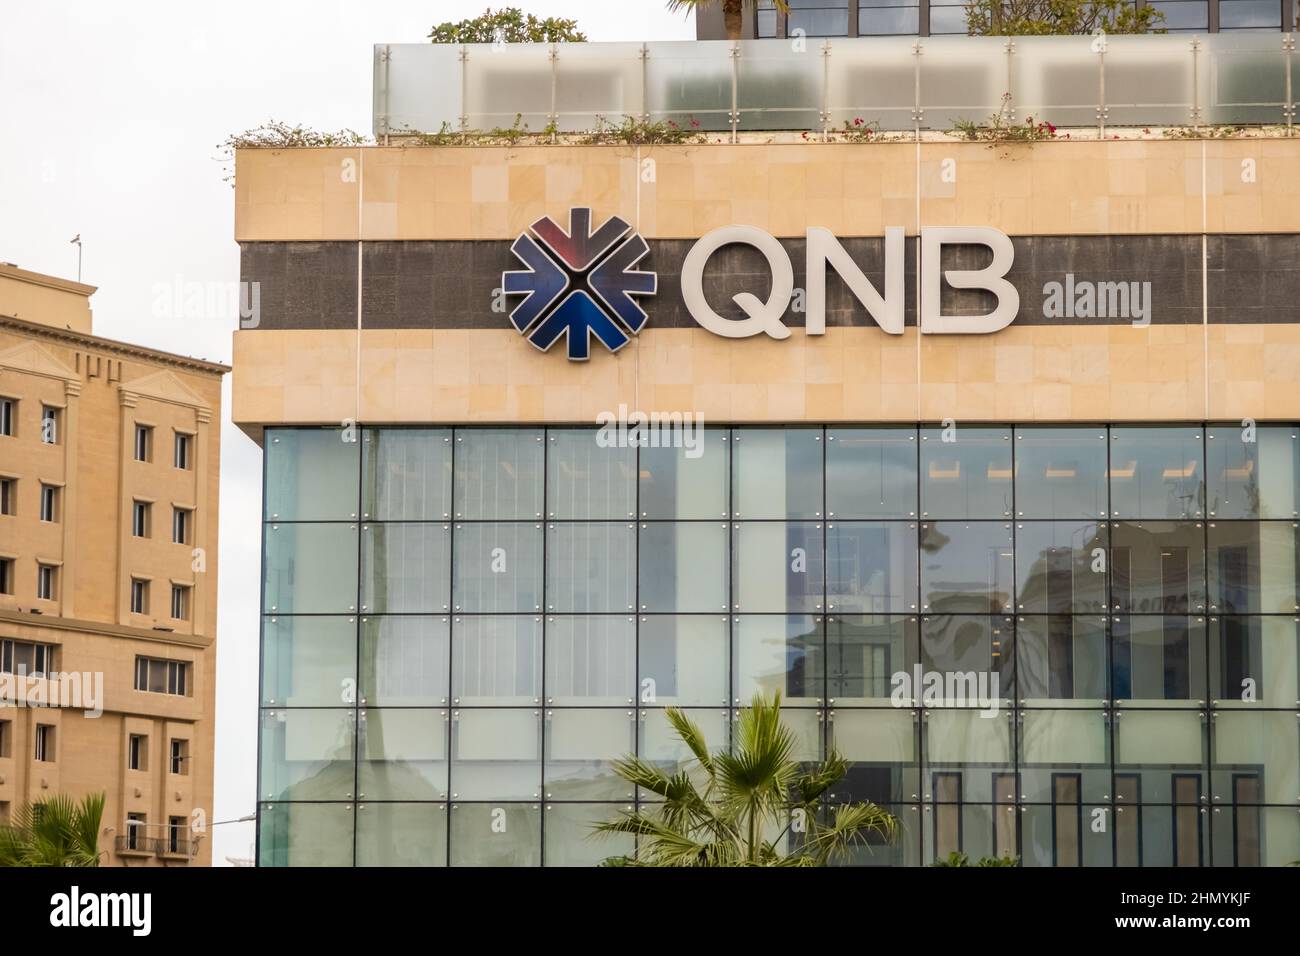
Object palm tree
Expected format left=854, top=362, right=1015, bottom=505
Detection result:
left=667, top=0, right=790, bottom=42
left=0, top=792, right=105, bottom=867
left=594, top=693, right=898, bottom=866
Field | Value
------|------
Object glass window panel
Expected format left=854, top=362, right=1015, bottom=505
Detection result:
left=545, top=616, right=635, bottom=706
left=546, top=428, right=635, bottom=519
left=544, top=709, right=636, bottom=800
left=1017, top=615, right=1108, bottom=704
left=638, top=615, right=729, bottom=706
left=920, top=426, right=1013, bottom=520
left=546, top=522, right=636, bottom=613
left=360, top=522, right=450, bottom=613
left=265, top=428, right=358, bottom=521
left=1109, top=521, right=1207, bottom=614
left=920, top=614, right=1015, bottom=705
left=1021, top=800, right=1114, bottom=867
left=1206, top=426, right=1299, bottom=519
left=258, top=803, right=353, bottom=867
left=450, top=710, right=542, bottom=799
left=1109, top=427, right=1204, bottom=519
left=831, top=801, right=920, bottom=866
left=452, top=616, right=542, bottom=705
left=638, top=521, right=730, bottom=612
left=362, top=428, right=452, bottom=521
left=358, top=708, right=449, bottom=800
left=639, top=708, right=728, bottom=774
left=1207, top=521, right=1299, bottom=615
left=261, top=615, right=355, bottom=708
left=732, top=614, right=824, bottom=706
left=259, top=708, right=355, bottom=801
left=1219, top=0, right=1279, bottom=28
left=1209, top=615, right=1297, bottom=709
left=453, top=428, right=544, bottom=519
left=733, top=522, right=824, bottom=613
left=919, top=521, right=1014, bottom=613
left=923, top=710, right=1015, bottom=803
left=1114, top=712, right=1208, bottom=803
left=263, top=523, right=358, bottom=615
left=827, top=522, right=918, bottom=613
left=826, top=614, right=917, bottom=705
left=1111, top=804, right=1205, bottom=866
left=1212, top=806, right=1300, bottom=868
left=1015, top=521, right=1108, bottom=614
left=1019, top=710, right=1111, bottom=803
left=1212, top=710, right=1298, bottom=806
left=826, top=427, right=917, bottom=519
left=638, top=427, right=729, bottom=519
left=1146, top=0, right=1209, bottom=29
left=544, top=803, right=634, bottom=867
left=356, top=803, right=446, bottom=867
left=359, top=615, right=450, bottom=706
left=1112, top=614, right=1207, bottom=703
left=925, top=804, right=1019, bottom=866
left=858, top=6, right=920, bottom=35
left=449, top=803, right=541, bottom=866
left=452, top=522, right=543, bottom=613
left=829, top=709, right=919, bottom=805
left=1014, top=427, right=1108, bottom=519
left=732, top=428, right=823, bottom=519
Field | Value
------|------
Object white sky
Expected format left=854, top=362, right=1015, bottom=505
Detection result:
left=0, top=0, right=694, bottom=866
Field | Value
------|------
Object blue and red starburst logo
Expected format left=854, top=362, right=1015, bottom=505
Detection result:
left=502, top=208, right=657, bottom=361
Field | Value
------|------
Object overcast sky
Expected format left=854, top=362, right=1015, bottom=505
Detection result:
left=0, top=0, right=694, bottom=866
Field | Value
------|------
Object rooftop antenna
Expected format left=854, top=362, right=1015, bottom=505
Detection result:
left=70, top=234, right=82, bottom=282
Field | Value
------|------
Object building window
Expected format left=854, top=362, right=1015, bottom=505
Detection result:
left=168, top=816, right=188, bottom=854
left=130, top=578, right=149, bottom=615
left=36, top=564, right=56, bottom=601
left=174, top=432, right=192, bottom=470
left=170, top=738, right=189, bottom=775
left=0, top=398, right=13, bottom=437
left=135, top=656, right=189, bottom=696
left=128, top=734, right=147, bottom=771
left=858, top=0, right=919, bottom=34
left=928, top=0, right=971, bottom=33
left=134, top=424, right=152, bottom=463
left=786, top=0, right=850, bottom=36
left=172, top=507, right=191, bottom=545
left=0, top=639, right=53, bottom=677
left=34, top=725, right=54, bottom=762
left=39, top=484, right=58, bottom=523
left=0, top=720, right=10, bottom=758
left=132, top=500, right=151, bottom=538
left=0, top=558, right=12, bottom=595
left=125, top=813, right=147, bottom=851
left=170, top=584, right=190, bottom=621
left=0, top=477, right=14, bottom=515
left=756, top=0, right=782, bottom=35
left=40, top=406, right=58, bottom=445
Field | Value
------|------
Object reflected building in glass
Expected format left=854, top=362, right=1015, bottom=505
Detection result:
left=257, top=424, right=1300, bottom=866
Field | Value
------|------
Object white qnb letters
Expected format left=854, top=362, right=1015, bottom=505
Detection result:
left=680, top=225, right=1019, bottom=337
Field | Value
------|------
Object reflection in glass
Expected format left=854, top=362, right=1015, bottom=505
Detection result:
left=1109, top=427, right=1204, bottom=519
left=1211, top=710, right=1299, bottom=807
left=920, top=426, right=1012, bottom=519
left=546, top=428, right=635, bottom=519
left=638, top=427, right=729, bottom=519
left=1017, top=616, right=1107, bottom=702
left=360, top=522, right=450, bottom=613
left=259, top=803, right=354, bottom=867
left=920, top=615, right=1015, bottom=702
left=454, top=428, right=544, bottom=519
left=919, top=522, right=1014, bottom=613
left=1113, top=614, right=1207, bottom=702
left=827, top=522, right=918, bottom=613
left=1206, top=426, right=1298, bottom=519
left=1209, top=616, right=1297, bottom=708
left=829, top=709, right=918, bottom=805
left=362, top=428, right=451, bottom=520
left=262, top=616, right=355, bottom=707
left=1206, top=521, right=1299, bottom=615
left=733, top=614, right=824, bottom=705
left=733, top=428, right=822, bottom=519
left=265, top=428, right=358, bottom=521
left=733, top=522, right=824, bottom=612
left=1110, top=521, right=1207, bottom=614
left=544, top=709, right=635, bottom=800
left=259, top=709, right=355, bottom=801
left=638, top=522, right=729, bottom=612
left=544, top=803, right=633, bottom=866
left=638, top=615, right=728, bottom=706
left=356, top=803, right=447, bottom=867
left=360, top=616, right=450, bottom=706
left=449, top=804, right=541, bottom=866
left=826, top=427, right=917, bottom=518
left=1018, top=710, right=1110, bottom=804
left=1014, top=427, right=1108, bottom=519
left=450, top=710, right=542, bottom=799
left=358, top=708, right=449, bottom=800
left=1015, top=521, right=1107, bottom=614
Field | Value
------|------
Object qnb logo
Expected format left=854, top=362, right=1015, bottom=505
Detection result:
left=503, top=207, right=657, bottom=361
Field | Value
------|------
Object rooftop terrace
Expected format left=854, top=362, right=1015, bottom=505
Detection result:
left=373, top=34, right=1299, bottom=140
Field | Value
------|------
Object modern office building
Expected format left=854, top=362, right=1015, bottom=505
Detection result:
left=696, top=0, right=1297, bottom=39
left=0, top=263, right=225, bottom=865
left=241, top=35, right=1298, bottom=866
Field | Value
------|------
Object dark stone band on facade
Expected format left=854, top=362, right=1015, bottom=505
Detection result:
left=237, top=234, right=1300, bottom=331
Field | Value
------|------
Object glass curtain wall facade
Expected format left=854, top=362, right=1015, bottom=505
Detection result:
left=257, top=423, right=1300, bottom=867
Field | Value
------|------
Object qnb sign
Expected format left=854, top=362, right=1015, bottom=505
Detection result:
left=682, top=225, right=1019, bottom=339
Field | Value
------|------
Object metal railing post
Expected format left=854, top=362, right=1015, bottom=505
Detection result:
left=730, top=42, right=740, bottom=144
left=912, top=40, right=923, bottom=141
left=1005, top=37, right=1015, bottom=121
left=549, top=44, right=559, bottom=139
left=1285, top=33, right=1296, bottom=133
left=376, top=45, right=391, bottom=142
left=1097, top=38, right=1107, bottom=138
left=821, top=41, right=831, bottom=141
left=640, top=43, right=650, bottom=123
left=458, top=46, right=469, bottom=135
left=1191, top=37, right=1203, bottom=129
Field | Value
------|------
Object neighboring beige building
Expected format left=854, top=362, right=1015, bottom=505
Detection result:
left=0, top=263, right=226, bottom=866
